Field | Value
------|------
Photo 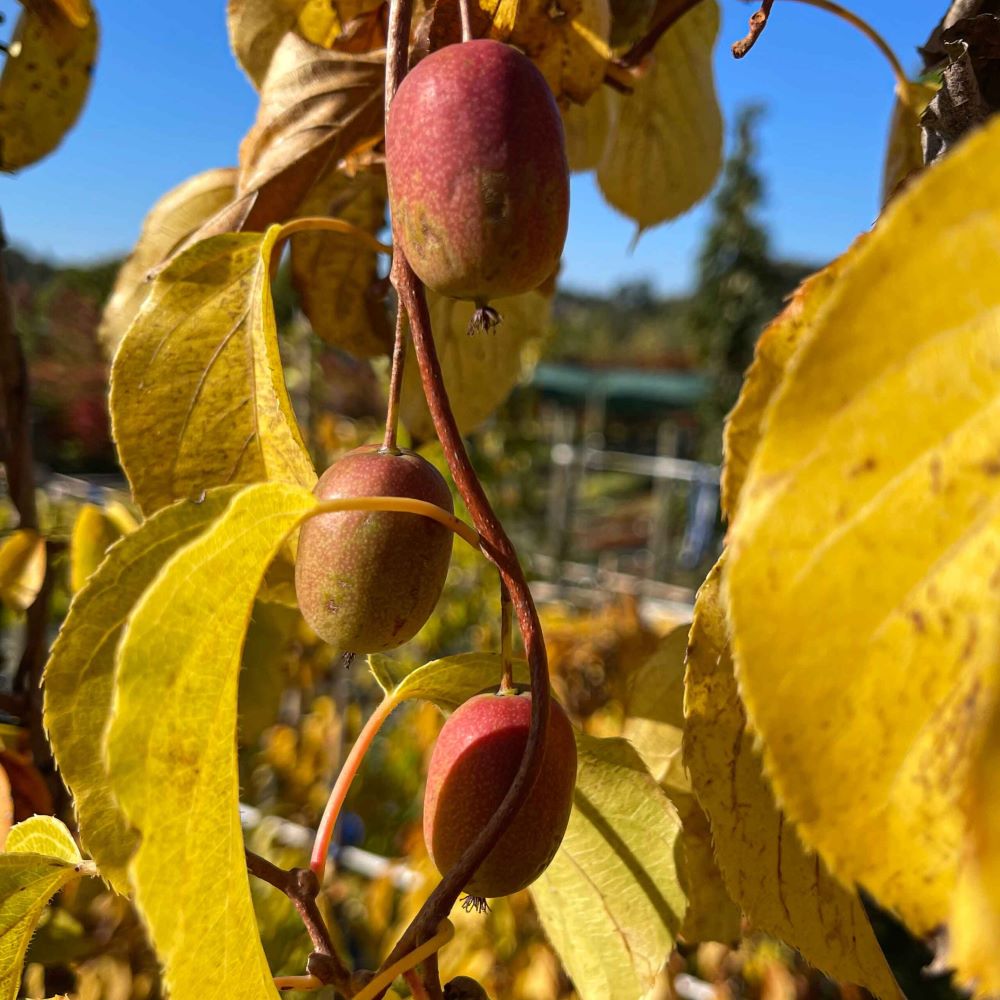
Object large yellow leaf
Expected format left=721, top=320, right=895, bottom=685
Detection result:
left=720, top=256, right=848, bottom=522
left=400, top=289, right=550, bottom=440
left=597, top=0, right=721, bottom=231
left=98, top=168, right=238, bottom=356
left=479, top=0, right=611, bottom=103
left=530, top=732, right=685, bottom=1000
left=725, top=116, right=1000, bottom=938
left=0, top=1, right=98, bottom=172
left=0, top=529, right=46, bottom=612
left=624, top=626, right=742, bottom=945
left=290, top=166, right=391, bottom=357
left=685, top=563, right=899, bottom=997
left=110, top=226, right=316, bottom=515
left=950, top=691, right=1000, bottom=993
left=44, top=489, right=239, bottom=893
left=105, top=482, right=316, bottom=1000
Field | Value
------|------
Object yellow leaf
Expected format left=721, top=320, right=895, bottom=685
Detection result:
left=950, top=692, right=1000, bottom=994
left=238, top=601, right=299, bottom=746
left=374, top=651, right=530, bottom=708
left=685, top=563, right=899, bottom=997
left=228, top=0, right=341, bottom=87
left=881, top=80, right=938, bottom=206
left=106, top=482, right=315, bottom=1000
left=44, top=489, right=241, bottom=893
left=562, top=89, right=611, bottom=172
left=102, top=500, right=138, bottom=535
left=5, top=816, right=80, bottom=864
left=49, top=0, right=93, bottom=28
left=0, top=3, right=98, bottom=172
left=720, top=256, right=849, bottom=521
left=0, top=852, right=84, bottom=1000
left=0, top=530, right=46, bottom=612
left=725, top=116, right=1000, bottom=939
left=290, top=166, right=391, bottom=357
left=400, top=289, right=551, bottom=440
left=479, top=0, right=611, bottom=103
left=99, top=168, right=238, bottom=356
left=597, top=0, right=722, bottom=231
left=530, top=732, right=685, bottom=1000
left=110, top=226, right=316, bottom=515
left=69, top=504, right=122, bottom=593
left=623, top=626, right=742, bottom=944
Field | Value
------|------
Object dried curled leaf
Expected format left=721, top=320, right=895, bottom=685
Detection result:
left=189, top=34, right=384, bottom=248
left=597, top=0, right=722, bottom=231
left=290, top=166, right=391, bottom=357
left=479, top=0, right=611, bottom=103
left=725, top=117, right=1000, bottom=956
left=685, top=562, right=899, bottom=997
left=400, top=289, right=551, bottom=441
left=99, top=168, right=238, bottom=356
left=110, top=227, right=316, bottom=515
left=0, top=1, right=98, bottom=171
left=881, top=80, right=938, bottom=205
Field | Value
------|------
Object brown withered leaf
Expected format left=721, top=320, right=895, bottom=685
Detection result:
left=331, top=4, right=389, bottom=52
left=227, top=0, right=341, bottom=88
left=185, top=34, right=385, bottom=251
left=99, top=168, right=238, bottom=356
left=291, top=166, right=391, bottom=357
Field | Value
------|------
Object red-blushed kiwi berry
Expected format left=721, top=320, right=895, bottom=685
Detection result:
left=423, top=691, right=577, bottom=899
left=294, top=445, right=454, bottom=653
left=385, top=39, right=569, bottom=332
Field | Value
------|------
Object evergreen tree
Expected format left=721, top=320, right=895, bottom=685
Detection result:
left=687, top=105, right=788, bottom=458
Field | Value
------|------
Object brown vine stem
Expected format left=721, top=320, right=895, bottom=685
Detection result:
left=499, top=579, right=514, bottom=693
left=731, top=0, right=910, bottom=101
left=244, top=849, right=353, bottom=995
left=377, top=0, right=552, bottom=978
left=458, top=0, right=473, bottom=43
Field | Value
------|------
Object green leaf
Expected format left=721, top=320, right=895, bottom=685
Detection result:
left=530, top=732, right=686, bottom=1000
left=0, top=2, right=98, bottom=172
left=5, top=816, right=80, bottom=863
left=400, top=289, right=551, bottom=440
left=44, top=488, right=241, bottom=893
left=384, top=652, right=530, bottom=709
left=0, top=853, right=85, bottom=1000
left=105, top=481, right=316, bottom=1000
left=597, top=0, right=722, bottom=231
left=109, top=226, right=316, bottom=515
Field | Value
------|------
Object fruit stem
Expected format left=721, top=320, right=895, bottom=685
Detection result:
left=459, top=0, right=473, bottom=42
left=731, top=0, right=910, bottom=102
left=378, top=0, right=553, bottom=976
left=310, top=694, right=398, bottom=878
left=499, top=579, right=514, bottom=694
left=383, top=305, right=407, bottom=451
left=302, top=496, right=481, bottom=551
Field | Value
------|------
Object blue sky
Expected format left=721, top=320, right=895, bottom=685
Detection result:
left=0, top=1, right=942, bottom=295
